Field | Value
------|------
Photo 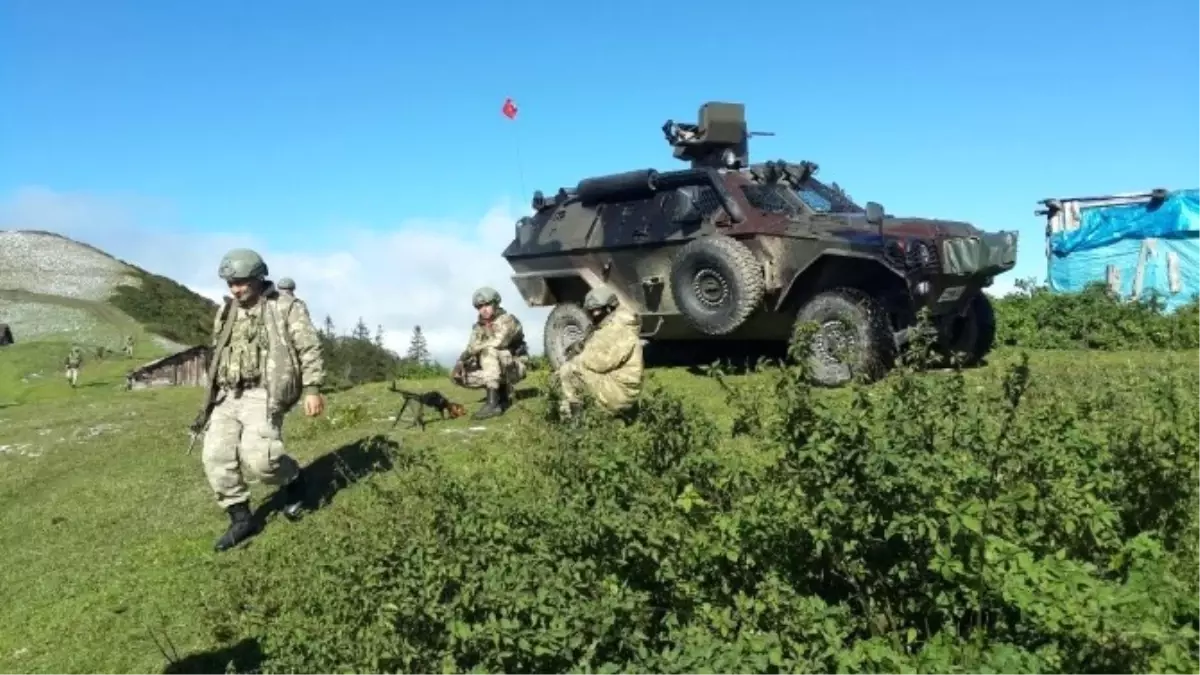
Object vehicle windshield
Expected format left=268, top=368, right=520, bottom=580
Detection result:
left=790, top=179, right=865, bottom=214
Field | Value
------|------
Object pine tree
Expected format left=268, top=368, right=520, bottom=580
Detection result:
left=374, top=324, right=385, bottom=348
left=352, top=317, right=371, bottom=341
left=323, top=315, right=336, bottom=339
left=406, top=325, right=431, bottom=365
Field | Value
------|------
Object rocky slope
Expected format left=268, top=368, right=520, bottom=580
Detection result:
left=0, top=230, right=212, bottom=352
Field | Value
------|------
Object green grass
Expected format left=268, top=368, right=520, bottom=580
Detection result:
left=0, top=289, right=156, bottom=351
left=0, top=343, right=1196, bottom=673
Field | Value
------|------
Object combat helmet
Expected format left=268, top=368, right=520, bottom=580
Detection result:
left=583, top=284, right=619, bottom=311
left=472, top=286, right=501, bottom=308
left=277, top=277, right=296, bottom=291
left=217, top=249, right=269, bottom=281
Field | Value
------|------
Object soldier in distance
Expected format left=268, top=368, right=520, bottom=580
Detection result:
left=276, top=277, right=296, bottom=297
left=64, top=345, right=83, bottom=388
left=123, top=335, right=135, bottom=358
left=451, top=286, right=529, bottom=420
left=555, top=285, right=644, bottom=418
left=194, top=248, right=327, bottom=552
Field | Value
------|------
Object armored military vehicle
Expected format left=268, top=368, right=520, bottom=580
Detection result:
left=501, top=102, right=1019, bottom=386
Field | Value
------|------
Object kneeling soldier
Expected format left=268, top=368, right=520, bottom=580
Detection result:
left=556, top=285, right=644, bottom=418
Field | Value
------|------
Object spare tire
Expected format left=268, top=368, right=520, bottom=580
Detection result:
left=543, top=303, right=592, bottom=371
left=668, top=235, right=765, bottom=335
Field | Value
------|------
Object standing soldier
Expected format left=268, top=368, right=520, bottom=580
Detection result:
left=123, top=335, right=135, bottom=358
left=451, top=286, right=528, bottom=420
left=64, top=345, right=83, bottom=388
left=275, top=277, right=309, bottom=314
left=554, top=285, right=644, bottom=418
left=191, top=249, right=327, bottom=552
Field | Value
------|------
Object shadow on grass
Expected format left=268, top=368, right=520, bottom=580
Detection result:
left=512, top=386, right=540, bottom=402
left=252, top=433, right=399, bottom=525
left=162, top=637, right=263, bottom=674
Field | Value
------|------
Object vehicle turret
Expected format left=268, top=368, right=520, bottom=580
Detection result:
left=661, top=101, right=775, bottom=170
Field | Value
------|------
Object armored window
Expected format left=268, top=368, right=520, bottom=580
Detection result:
left=795, top=187, right=833, bottom=213
left=740, top=184, right=801, bottom=215
left=792, top=179, right=865, bottom=214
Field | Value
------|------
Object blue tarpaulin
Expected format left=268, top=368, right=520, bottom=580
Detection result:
left=1048, top=189, right=1199, bottom=313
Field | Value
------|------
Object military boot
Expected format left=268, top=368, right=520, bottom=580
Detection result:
left=473, top=387, right=504, bottom=420
left=282, top=471, right=307, bottom=521
left=214, top=501, right=258, bottom=552
left=499, top=384, right=513, bottom=411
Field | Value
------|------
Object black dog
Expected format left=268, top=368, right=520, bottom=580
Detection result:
left=387, top=381, right=467, bottom=430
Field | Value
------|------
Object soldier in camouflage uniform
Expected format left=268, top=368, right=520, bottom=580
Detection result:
left=64, top=345, right=83, bottom=388
left=451, top=286, right=528, bottom=420
left=277, top=277, right=296, bottom=297
left=123, top=335, right=135, bottom=358
left=555, top=285, right=644, bottom=418
left=197, top=249, right=327, bottom=552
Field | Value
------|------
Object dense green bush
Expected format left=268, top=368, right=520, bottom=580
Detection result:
left=108, top=269, right=218, bottom=346
left=203, top=327, right=1199, bottom=673
left=992, top=279, right=1199, bottom=351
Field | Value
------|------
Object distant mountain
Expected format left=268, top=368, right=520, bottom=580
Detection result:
left=0, top=229, right=217, bottom=351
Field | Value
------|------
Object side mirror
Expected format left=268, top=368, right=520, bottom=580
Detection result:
left=865, top=201, right=885, bottom=225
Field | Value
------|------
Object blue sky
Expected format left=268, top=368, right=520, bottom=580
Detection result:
left=1, top=0, right=1197, bottom=357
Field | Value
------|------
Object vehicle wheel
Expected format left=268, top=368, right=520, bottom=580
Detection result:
left=668, top=235, right=765, bottom=336
left=543, top=303, right=592, bottom=371
left=792, top=287, right=896, bottom=387
left=942, top=293, right=996, bottom=367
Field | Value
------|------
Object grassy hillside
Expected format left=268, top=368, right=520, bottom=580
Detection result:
left=0, top=338, right=1196, bottom=673
left=0, top=230, right=217, bottom=353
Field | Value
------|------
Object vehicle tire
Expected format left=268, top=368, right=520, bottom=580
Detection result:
left=942, top=293, right=996, bottom=367
left=792, top=287, right=896, bottom=387
left=543, top=303, right=592, bottom=371
left=668, top=235, right=765, bottom=336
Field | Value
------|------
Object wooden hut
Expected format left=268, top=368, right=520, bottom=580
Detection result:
left=127, top=345, right=210, bottom=390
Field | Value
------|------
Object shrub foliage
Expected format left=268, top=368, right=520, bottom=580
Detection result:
left=993, top=280, right=1199, bottom=351
left=108, top=269, right=218, bottom=347
left=204, top=323, right=1199, bottom=673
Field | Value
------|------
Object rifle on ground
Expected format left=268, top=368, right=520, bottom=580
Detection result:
left=387, top=381, right=466, bottom=431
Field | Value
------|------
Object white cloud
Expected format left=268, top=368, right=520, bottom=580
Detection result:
left=0, top=186, right=549, bottom=364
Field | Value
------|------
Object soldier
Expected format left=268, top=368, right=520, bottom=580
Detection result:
left=555, top=285, right=644, bottom=418
left=64, top=345, right=83, bottom=388
left=451, top=286, right=528, bottom=420
left=123, top=335, right=135, bottom=358
left=276, top=277, right=296, bottom=297
left=194, top=249, right=327, bottom=552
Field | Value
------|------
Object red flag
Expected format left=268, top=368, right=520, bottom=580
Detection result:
left=501, top=97, right=518, bottom=120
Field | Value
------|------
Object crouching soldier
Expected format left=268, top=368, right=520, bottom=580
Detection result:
left=451, top=286, right=529, bottom=420
left=556, top=285, right=644, bottom=418
left=193, top=248, right=326, bottom=552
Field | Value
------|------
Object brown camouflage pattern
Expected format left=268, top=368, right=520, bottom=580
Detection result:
left=501, top=103, right=1018, bottom=344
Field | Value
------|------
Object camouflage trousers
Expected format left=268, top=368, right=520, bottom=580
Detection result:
left=556, top=359, right=634, bottom=415
left=456, top=348, right=526, bottom=391
left=201, top=386, right=300, bottom=509
left=65, top=366, right=79, bottom=386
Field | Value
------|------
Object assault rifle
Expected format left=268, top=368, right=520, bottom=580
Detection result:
left=185, top=299, right=233, bottom=453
